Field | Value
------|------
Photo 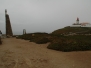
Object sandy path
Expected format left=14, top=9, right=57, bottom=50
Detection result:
left=0, top=38, right=91, bottom=68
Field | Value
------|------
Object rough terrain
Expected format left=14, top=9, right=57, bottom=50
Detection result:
left=0, top=38, right=91, bottom=68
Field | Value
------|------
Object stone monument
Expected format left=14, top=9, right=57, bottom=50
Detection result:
left=5, top=9, right=13, bottom=37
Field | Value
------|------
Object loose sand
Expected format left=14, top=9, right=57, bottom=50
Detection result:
left=0, top=38, right=91, bottom=68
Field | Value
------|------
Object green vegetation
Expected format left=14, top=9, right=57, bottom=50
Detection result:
left=31, top=37, right=50, bottom=44
left=47, top=35, right=91, bottom=52
left=52, top=27, right=91, bottom=35
left=16, top=27, right=91, bottom=52
left=17, top=32, right=50, bottom=44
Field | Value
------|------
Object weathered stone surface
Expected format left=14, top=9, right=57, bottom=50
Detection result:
left=5, top=9, right=13, bottom=37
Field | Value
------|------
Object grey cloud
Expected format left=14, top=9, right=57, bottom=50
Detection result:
left=0, top=0, right=91, bottom=35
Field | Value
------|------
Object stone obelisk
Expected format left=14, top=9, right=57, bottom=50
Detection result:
left=5, top=9, right=13, bottom=37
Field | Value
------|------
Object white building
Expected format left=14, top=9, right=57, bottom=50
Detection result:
left=70, top=18, right=91, bottom=27
left=81, top=23, right=91, bottom=27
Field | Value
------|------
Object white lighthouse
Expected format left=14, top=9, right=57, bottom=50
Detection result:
left=70, top=17, right=91, bottom=27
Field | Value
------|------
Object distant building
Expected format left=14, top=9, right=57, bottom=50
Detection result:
left=70, top=18, right=91, bottom=27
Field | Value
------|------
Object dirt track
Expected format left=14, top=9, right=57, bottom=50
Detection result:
left=0, top=38, right=91, bottom=68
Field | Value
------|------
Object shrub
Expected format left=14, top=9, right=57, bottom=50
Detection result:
left=47, top=39, right=91, bottom=52
left=47, top=43, right=62, bottom=50
left=35, top=37, right=50, bottom=44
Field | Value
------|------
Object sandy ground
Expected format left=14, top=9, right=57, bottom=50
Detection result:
left=0, top=38, right=91, bottom=68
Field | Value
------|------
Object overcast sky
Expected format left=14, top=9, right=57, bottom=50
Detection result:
left=0, top=0, right=91, bottom=35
